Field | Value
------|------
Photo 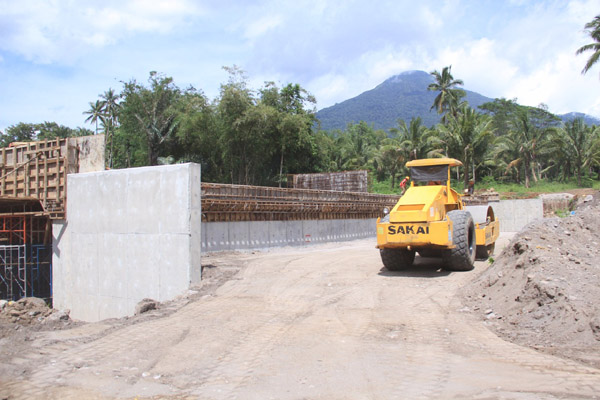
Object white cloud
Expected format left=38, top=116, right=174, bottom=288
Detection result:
left=508, top=51, right=600, bottom=116
left=0, top=0, right=205, bottom=64
left=309, top=74, right=351, bottom=109
left=433, top=38, right=519, bottom=99
left=2, top=0, right=600, bottom=132
left=244, top=14, right=284, bottom=40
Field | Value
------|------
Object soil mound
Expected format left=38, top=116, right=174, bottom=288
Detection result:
left=463, top=191, right=600, bottom=368
left=0, top=297, right=72, bottom=337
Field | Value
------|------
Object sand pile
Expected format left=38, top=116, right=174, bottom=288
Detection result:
left=463, top=192, right=600, bottom=367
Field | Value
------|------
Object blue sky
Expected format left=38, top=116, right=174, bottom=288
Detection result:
left=1, top=0, right=599, bottom=132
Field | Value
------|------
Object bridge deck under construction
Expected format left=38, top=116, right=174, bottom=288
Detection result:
left=201, top=183, right=400, bottom=222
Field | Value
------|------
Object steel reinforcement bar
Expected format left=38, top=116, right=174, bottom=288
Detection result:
left=201, top=183, right=400, bottom=222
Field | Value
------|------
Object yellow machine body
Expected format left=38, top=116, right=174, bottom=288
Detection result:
left=376, top=158, right=499, bottom=254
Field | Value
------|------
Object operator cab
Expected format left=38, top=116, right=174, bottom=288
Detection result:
left=405, top=157, right=462, bottom=192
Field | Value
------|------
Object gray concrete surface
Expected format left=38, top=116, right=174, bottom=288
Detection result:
left=202, top=218, right=376, bottom=252
left=202, top=198, right=544, bottom=253
left=490, top=198, right=544, bottom=232
left=52, top=163, right=201, bottom=322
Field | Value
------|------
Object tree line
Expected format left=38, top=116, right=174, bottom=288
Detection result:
left=1, top=67, right=599, bottom=190
left=1, top=14, right=599, bottom=190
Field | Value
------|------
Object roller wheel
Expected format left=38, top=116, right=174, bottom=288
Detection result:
left=380, top=248, right=416, bottom=271
left=442, top=210, right=476, bottom=271
left=418, top=249, right=442, bottom=258
left=476, top=243, right=495, bottom=261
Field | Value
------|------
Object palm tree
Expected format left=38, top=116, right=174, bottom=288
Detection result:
left=373, top=138, right=405, bottom=188
left=434, top=105, right=495, bottom=188
left=83, top=100, right=105, bottom=135
left=393, top=117, right=439, bottom=160
left=506, top=111, right=557, bottom=188
left=428, top=66, right=466, bottom=117
left=576, top=15, right=600, bottom=77
left=100, top=88, right=121, bottom=168
left=553, top=119, right=600, bottom=185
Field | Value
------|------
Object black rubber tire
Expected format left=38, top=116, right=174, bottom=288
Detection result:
left=442, top=210, right=476, bottom=271
left=475, top=243, right=495, bottom=261
left=380, top=248, right=416, bottom=271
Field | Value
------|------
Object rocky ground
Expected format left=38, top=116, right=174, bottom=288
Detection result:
left=463, top=191, right=600, bottom=368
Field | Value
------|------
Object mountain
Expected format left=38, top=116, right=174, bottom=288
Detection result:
left=559, top=112, right=600, bottom=126
left=316, top=70, right=600, bottom=131
left=316, top=70, right=492, bottom=131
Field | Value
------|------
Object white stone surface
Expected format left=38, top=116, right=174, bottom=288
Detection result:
left=53, top=163, right=201, bottom=322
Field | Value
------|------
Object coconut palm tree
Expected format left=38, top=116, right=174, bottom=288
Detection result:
left=428, top=66, right=466, bottom=117
left=576, top=15, right=600, bottom=77
left=83, top=100, right=105, bottom=135
left=100, top=88, right=121, bottom=168
left=373, top=139, right=405, bottom=188
left=393, top=117, right=439, bottom=160
left=506, top=111, right=558, bottom=188
left=553, top=119, right=600, bottom=185
left=434, top=105, right=495, bottom=189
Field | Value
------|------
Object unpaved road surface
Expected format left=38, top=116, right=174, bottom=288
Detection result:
left=1, top=234, right=600, bottom=399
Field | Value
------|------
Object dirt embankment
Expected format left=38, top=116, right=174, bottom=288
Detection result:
left=463, top=191, right=600, bottom=368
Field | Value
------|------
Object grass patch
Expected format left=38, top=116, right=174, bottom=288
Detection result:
left=370, top=175, right=599, bottom=197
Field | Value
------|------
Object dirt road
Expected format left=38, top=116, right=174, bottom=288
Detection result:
left=1, top=234, right=599, bottom=399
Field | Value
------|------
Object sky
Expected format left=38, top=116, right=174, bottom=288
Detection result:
left=1, top=0, right=600, bottom=132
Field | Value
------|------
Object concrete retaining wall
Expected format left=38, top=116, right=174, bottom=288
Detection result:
left=52, top=163, right=202, bottom=322
left=202, top=218, right=376, bottom=252
left=202, top=198, right=544, bottom=252
left=489, top=198, right=544, bottom=232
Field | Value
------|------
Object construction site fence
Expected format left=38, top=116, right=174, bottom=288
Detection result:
left=201, top=183, right=400, bottom=222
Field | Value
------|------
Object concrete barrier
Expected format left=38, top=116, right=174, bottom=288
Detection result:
left=52, top=163, right=202, bottom=322
left=202, top=218, right=377, bottom=252
left=202, top=198, right=544, bottom=252
left=489, top=198, right=544, bottom=232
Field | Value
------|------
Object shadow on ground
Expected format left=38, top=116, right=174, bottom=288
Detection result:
left=377, top=256, right=453, bottom=278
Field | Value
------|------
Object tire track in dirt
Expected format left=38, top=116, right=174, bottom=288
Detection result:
left=2, top=239, right=600, bottom=399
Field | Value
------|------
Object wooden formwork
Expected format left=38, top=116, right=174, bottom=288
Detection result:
left=287, top=170, right=369, bottom=193
left=0, top=140, right=71, bottom=219
left=201, top=183, right=400, bottom=222
left=0, top=136, right=105, bottom=219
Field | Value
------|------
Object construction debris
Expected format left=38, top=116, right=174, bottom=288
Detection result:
left=0, top=297, right=70, bottom=326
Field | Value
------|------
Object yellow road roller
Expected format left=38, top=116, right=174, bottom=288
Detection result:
left=376, top=158, right=499, bottom=271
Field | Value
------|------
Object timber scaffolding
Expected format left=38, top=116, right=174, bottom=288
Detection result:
left=0, top=135, right=105, bottom=219
left=0, top=140, right=70, bottom=219
left=201, top=183, right=400, bottom=222
left=0, top=136, right=104, bottom=302
left=287, top=170, right=369, bottom=193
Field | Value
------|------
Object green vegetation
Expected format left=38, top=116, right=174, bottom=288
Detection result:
left=2, top=20, right=600, bottom=195
left=577, top=14, right=600, bottom=77
left=0, top=122, right=92, bottom=147
left=315, top=71, right=491, bottom=131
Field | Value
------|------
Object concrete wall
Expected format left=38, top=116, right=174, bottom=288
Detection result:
left=71, top=135, right=106, bottom=173
left=53, top=163, right=201, bottom=322
left=489, top=198, right=544, bottom=232
left=201, top=198, right=545, bottom=252
left=202, top=218, right=376, bottom=252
